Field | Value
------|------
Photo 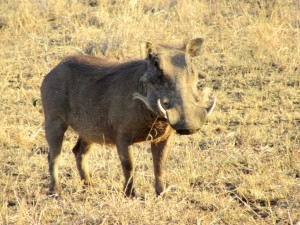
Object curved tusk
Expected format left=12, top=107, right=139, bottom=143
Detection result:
left=157, top=99, right=167, bottom=119
left=133, top=92, right=155, bottom=113
left=206, top=97, right=216, bottom=116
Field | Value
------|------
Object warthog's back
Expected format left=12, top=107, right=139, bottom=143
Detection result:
left=41, top=55, right=150, bottom=144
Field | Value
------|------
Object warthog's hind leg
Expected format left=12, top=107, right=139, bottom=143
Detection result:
left=116, top=137, right=136, bottom=197
left=45, top=119, right=67, bottom=194
left=72, top=137, right=92, bottom=186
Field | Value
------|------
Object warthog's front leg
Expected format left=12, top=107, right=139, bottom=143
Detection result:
left=116, top=138, right=136, bottom=197
left=151, top=129, right=173, bottom=195
left=72, top=137, right=92, bottom=186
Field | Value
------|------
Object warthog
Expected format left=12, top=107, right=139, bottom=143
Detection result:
left=41, top=38, right=216, bottom=196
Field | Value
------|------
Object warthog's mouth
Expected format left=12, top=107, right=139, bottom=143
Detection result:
left=133, top=92, right=217, bottom=120
left=176, top=129, right=198, bottom=135
left=133, top=93, right=169, bottom=119
left=133, top=92, right=156, bottom=114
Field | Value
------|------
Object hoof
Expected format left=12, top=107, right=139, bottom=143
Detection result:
left=46, top=190, right=60, bottom=199
left=48, top=184, right=61, bottom=198
left=124, top=189, right=136, bottom=198
left=83, top=179, right=95, bottom=187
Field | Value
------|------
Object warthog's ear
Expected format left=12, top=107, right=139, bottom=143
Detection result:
left=186, top=38, right=204, bottom=57
left=140, top=41, right=158, bottom=59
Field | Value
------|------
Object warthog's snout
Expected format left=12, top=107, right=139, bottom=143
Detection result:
left=134, top=95, right=216, bottom=136
left=157, top=97, right=217, bottom=135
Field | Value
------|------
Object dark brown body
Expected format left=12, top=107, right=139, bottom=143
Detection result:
left=41, top=38, right=216, bottom=196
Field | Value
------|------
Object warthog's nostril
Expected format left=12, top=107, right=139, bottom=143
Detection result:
left=176, top=129, right=198, bottom=135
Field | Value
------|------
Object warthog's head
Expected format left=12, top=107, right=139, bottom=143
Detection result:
left=134, top=38, right=216, bottom=135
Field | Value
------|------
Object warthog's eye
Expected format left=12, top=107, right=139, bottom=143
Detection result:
left=162, top=99, right=170, bottom=109
left=153, top=58, right=160, bottom=68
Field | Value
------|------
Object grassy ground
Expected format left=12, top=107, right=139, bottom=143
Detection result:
left=0, top=0, right=299, bottom=224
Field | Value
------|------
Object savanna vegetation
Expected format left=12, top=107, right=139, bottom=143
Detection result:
left=0, top=0, right=299, bottom=224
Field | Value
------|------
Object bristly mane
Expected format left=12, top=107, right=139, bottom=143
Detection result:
left=63, top=55, right=148, bottom=79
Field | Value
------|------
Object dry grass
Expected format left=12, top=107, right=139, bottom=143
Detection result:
left=0, top=0, right=299, bottom=224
